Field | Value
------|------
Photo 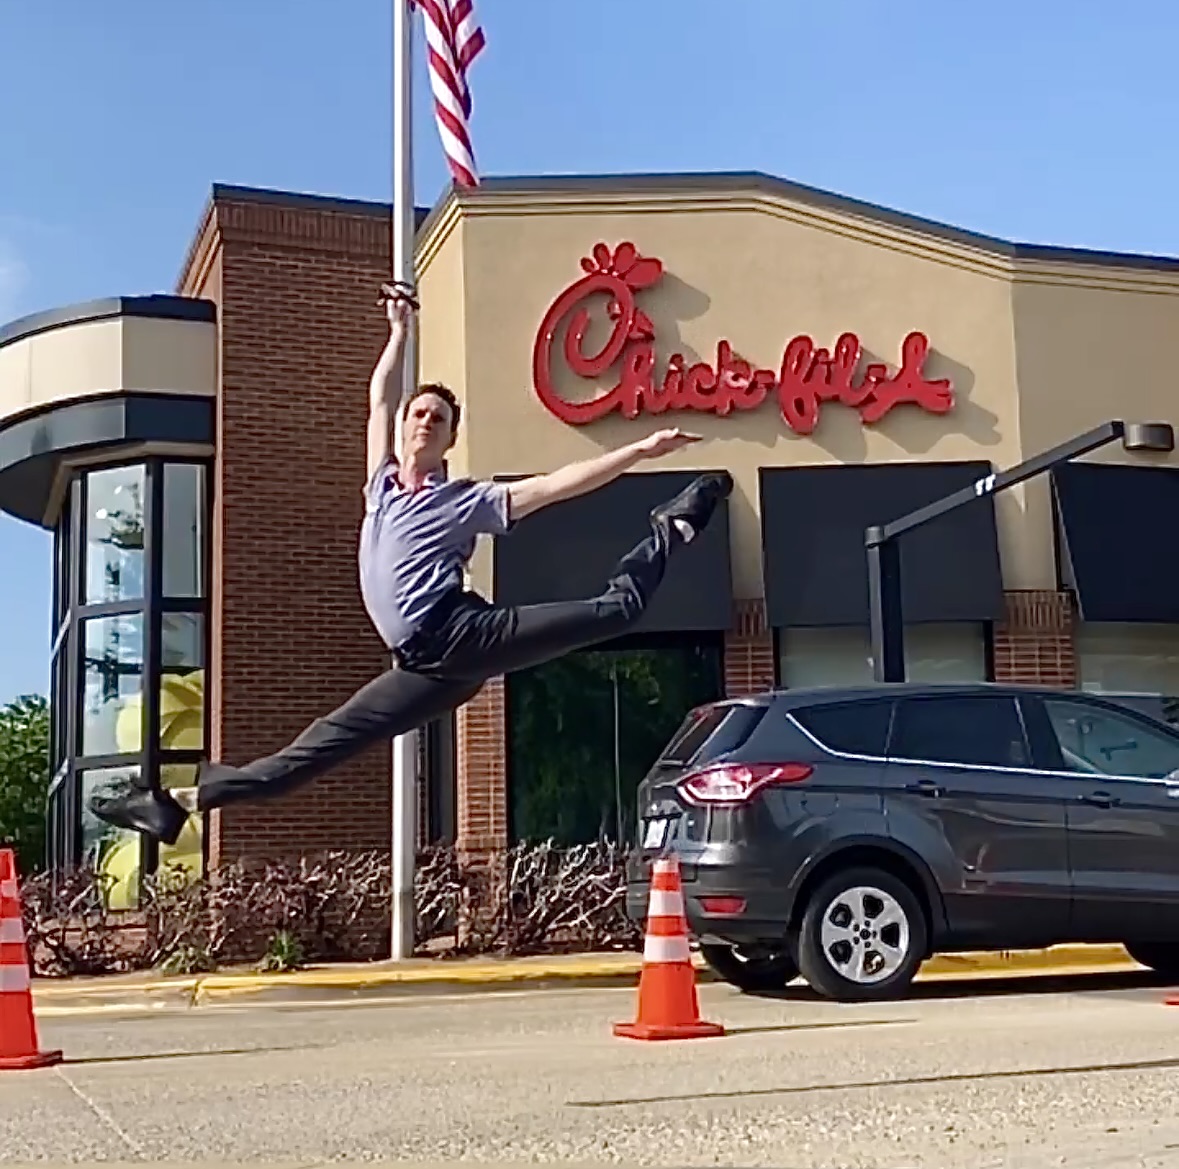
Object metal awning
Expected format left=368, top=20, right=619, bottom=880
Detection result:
left=492, top=469, right=733, bottom=634
left=759, top=460, right=1005, bottom=627
left=1053, top=461, right=1179, bottom=623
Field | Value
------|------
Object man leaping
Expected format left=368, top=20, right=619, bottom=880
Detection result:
left=90, top=284, right=732, bottom=844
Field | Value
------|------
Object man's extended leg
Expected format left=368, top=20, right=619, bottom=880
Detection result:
left=420, top=471, right=733, bottom=680
left=191, top=471, right=731, bottom=818
left=88, top=665, right=483, bottom=842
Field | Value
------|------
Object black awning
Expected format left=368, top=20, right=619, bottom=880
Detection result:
left=491, top=469, right=732, bottom=634
left=0, top=393, right=215, bottom=527
left=1053, top=462, right=1179, bottom=623
left=759, top=460, right=1004, bottom=628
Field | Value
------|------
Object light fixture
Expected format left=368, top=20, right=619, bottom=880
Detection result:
left=1122, top=422, right=1175, bottom=453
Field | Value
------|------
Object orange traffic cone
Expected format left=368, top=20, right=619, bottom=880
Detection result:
left=0, top=849, right=62, bottom=1070
left=613, top=854, right=724, bottom=1041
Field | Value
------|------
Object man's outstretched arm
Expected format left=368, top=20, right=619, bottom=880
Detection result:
left=506, top=428, right=700, bottom=520
left=366, top=285, right=417, bottom=482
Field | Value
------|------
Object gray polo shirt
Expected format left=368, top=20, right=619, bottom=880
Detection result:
left=359, top=457, right=513, bottom=650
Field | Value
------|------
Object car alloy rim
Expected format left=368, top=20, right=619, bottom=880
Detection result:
left=818, top=885, right=910, bottom=985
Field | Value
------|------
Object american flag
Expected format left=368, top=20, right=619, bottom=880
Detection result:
left=412, top=0, right=486, bottom=188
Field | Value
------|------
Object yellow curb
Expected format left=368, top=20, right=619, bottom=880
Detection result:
left=32, top=944, right=1140, bottom=1005
left=192, top=955, right=647, bottom=1002
left=920, top=944, right=1134, bottom=978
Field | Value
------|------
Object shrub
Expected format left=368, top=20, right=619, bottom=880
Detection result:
left=19, top=840, right=642, bottom=978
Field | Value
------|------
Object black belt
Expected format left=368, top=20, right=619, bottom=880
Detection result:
left=391, top=587, right=465, bottom=667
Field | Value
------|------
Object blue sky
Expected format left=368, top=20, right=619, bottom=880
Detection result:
left=2, top=0, right=1178, bottom=704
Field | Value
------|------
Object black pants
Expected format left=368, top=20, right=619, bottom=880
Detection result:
left=197, top=516, right=674, bottom=811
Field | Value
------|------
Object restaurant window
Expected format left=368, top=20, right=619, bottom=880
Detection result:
left=507, top=635, right=724, bottom=846
left=1076, top=623, right=1179, bottom=728
left=778, top=623, right=989, bottom=689
left=44, top=458, right=211, bottom=905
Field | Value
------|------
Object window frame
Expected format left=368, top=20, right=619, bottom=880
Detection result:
left=789, top=689, right=1179, bottom=786
left=45, top=456, right=212, bottom=884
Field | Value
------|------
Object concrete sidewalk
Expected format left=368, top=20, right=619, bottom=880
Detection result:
left=31, top=943, right=1140, bottom=1012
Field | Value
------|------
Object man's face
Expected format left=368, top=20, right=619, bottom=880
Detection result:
left=399, top=391, right=456, bottom=465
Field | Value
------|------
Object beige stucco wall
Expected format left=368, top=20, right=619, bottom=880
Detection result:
left=416, top=180, right=1179, bottom=603
left=1012, top=269, right=1179, bottom=587
left=420, top=185, right=1022, bottom=600
left=0, top=313, right=217, bottom=424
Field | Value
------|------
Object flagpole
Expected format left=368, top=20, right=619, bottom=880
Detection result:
left=390, top=0, right=418, bottom=963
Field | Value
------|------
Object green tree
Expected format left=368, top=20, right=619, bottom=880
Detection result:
left=0, top=695, right=51, bottom=874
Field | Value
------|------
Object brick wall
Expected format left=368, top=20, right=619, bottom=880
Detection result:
left=724, top=599, right=777, bottom=697
left=456, top=679, right=507, bottom=853
left=180, top=193, right=396, bottom=865
left=992, top=589, right=1077, bottom=688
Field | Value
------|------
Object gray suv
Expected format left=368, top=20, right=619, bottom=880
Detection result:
left=626, top=682, right=1179, bottom=1002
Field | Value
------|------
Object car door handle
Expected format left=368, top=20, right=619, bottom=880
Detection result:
left=906, top=779, right=945, bottom=798
left=1079, top=790, right=1121, bottom=809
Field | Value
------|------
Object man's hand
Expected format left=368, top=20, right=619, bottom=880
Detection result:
left=381, top=285, right=419, bottom=329
left=632, top=427, right=702, bottom=459
left=380, top=281, right=419, bottom=334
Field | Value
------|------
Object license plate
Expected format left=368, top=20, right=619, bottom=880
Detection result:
left=642, top=817, right=670, bottom=850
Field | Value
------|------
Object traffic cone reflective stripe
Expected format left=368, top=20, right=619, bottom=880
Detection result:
left=613, top=854, right=724, bottom=1042
left=646, top=884, right=684, bottom=917
left=0, top=966, right=30, bottom=993
left=0, top=849, right=62, bottom=1071
left=0, top=916, right=26, bottom=943
left=643, top=931, right=692, bottom=964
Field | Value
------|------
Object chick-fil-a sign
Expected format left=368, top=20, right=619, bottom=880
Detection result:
left=531, top=242, right=954, bottom=435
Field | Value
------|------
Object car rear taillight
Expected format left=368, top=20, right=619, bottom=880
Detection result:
left=676, top=762, right=813, bottom=805
left=699, top=896, right=747, bottom=916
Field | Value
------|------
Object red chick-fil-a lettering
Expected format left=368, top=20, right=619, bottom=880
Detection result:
left=530, top=242, right=955, bottom=433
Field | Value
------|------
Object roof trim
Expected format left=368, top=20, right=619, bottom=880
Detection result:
left=0, top=295, right=216, bottom=351
left=423, top=170, right=1179, bottom=275
left=0, top=391, right=215, bottom=527
left=180, top=170, right=1179, bottom=290
left=210, top=182, right=431, bottom=227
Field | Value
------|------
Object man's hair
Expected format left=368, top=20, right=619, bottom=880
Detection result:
left=402, top=382, right=461, bottom=436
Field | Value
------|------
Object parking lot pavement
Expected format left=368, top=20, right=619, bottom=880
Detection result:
left=6, top=972, right=1179, bottom=1167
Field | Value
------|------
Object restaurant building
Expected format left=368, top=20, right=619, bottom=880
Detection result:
left=3, top=170, right=1179, bottom=896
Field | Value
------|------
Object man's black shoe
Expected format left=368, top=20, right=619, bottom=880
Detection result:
left=650, top=471, right=734, bottom=545
left=88, top=781, right=189, bottom=846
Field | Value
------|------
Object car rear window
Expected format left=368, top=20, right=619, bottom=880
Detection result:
left=659, top=703, right=766, bottom=765
left=793, top=700, right=893, bottom=757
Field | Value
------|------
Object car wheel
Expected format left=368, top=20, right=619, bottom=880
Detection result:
left=796, top=867, right=927, bottom=1003
left=1125, top=940, right=1179, bottom=978
left=699, top=942, right=798, bottom=993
